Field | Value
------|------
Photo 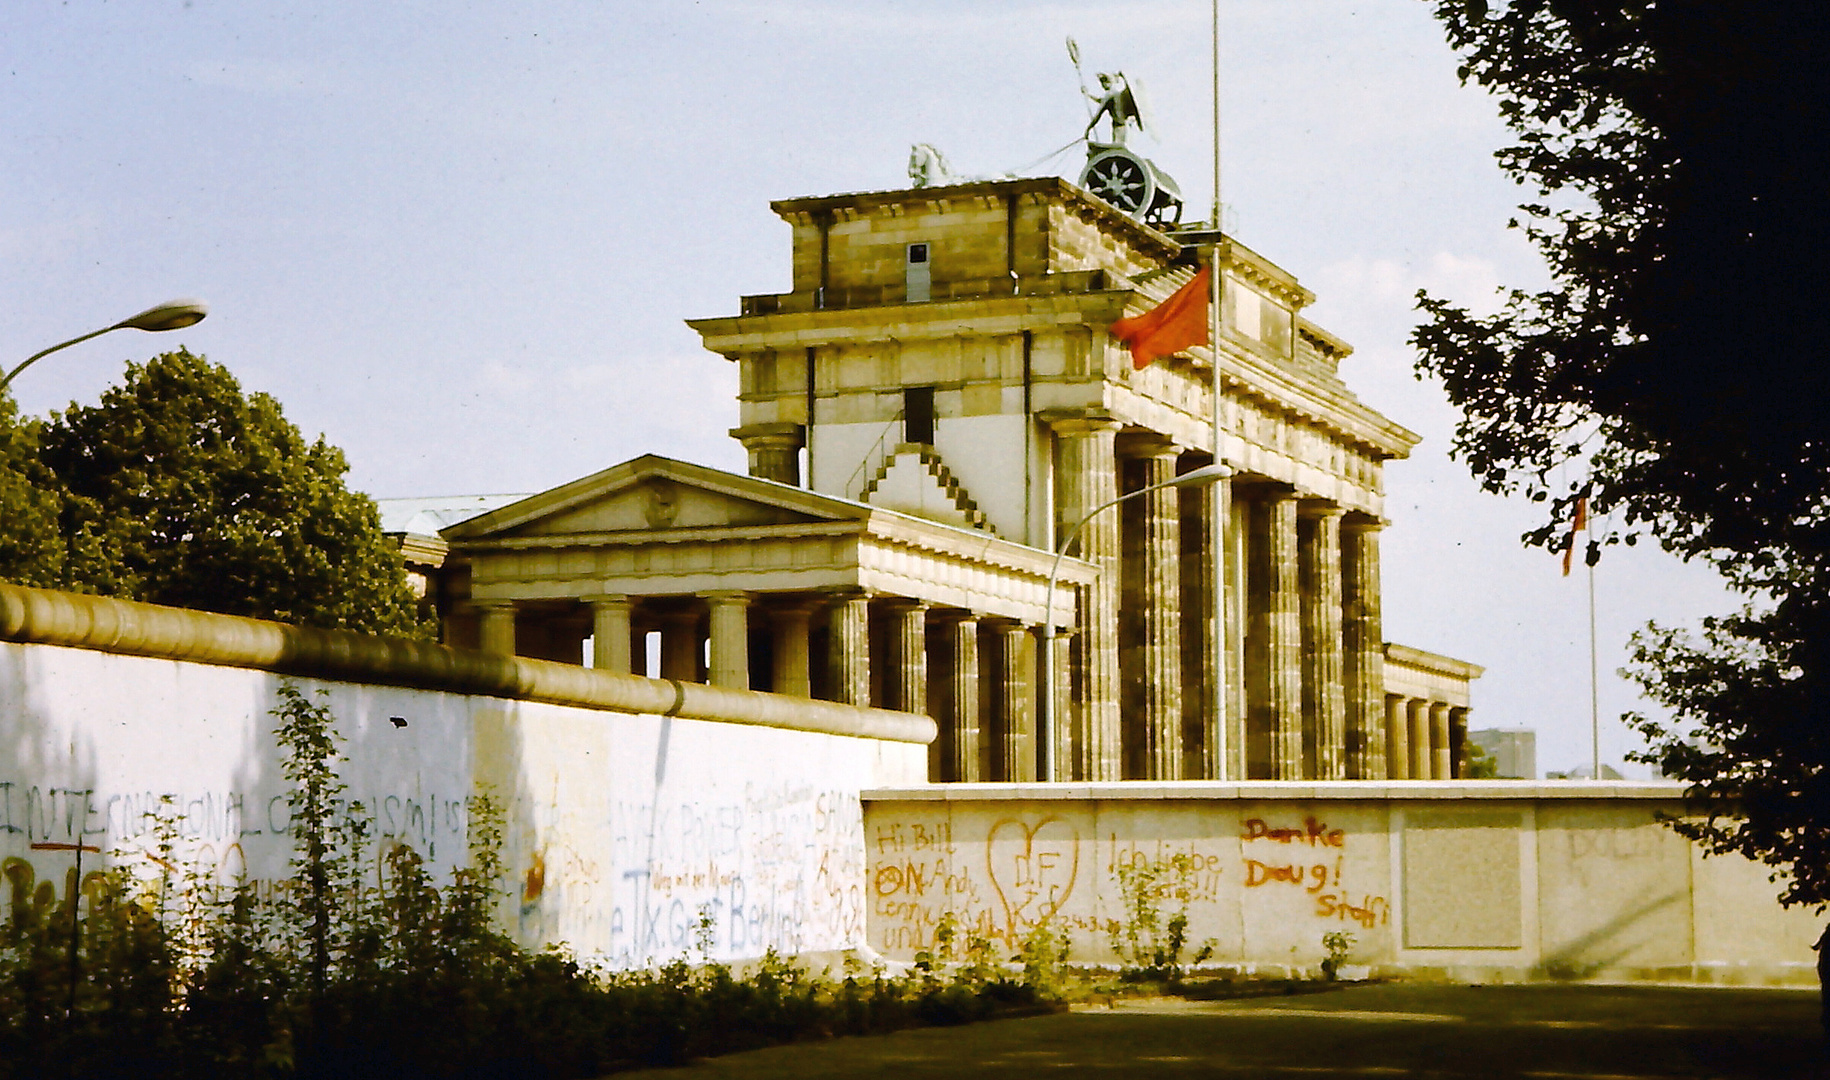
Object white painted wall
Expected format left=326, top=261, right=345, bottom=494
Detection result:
left=811, top=421, right=897, bottom=502
left=0, top=640, right=925, bottom=968
left=864, top=785, right=1823, bottom=986
left=933, top=413, right=1029, bottom=541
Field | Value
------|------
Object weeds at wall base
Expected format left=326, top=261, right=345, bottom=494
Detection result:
left=0, top=684, right=1066, bottom=1080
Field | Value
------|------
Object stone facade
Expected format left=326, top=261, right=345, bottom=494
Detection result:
left=684, top=177, right=1472, bottom=782
left=426, top=177, right=1480, bottom=784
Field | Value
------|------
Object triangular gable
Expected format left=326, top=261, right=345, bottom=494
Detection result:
left=440, top=455, right=867, bottom=541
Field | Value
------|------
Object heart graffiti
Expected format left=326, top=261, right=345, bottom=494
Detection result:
left=985, top=816, right=1080, bottom=940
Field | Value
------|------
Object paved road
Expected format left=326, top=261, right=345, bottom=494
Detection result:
left=615, top=982, right=1825, bottom=1079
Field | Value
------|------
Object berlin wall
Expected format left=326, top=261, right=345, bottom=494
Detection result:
left=3, top=584, right=1821, bottom=985
left=860, top=785, right=1822, bottom=985
left=0, top=585, right=930, bottom=968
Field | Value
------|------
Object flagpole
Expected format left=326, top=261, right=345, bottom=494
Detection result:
left=1589, top=559, right=1600, bottom=779
left=1209, top=0, right=1229, bottom=780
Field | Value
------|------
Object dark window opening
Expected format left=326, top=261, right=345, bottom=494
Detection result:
left=904, top=386, right=935, bottom=446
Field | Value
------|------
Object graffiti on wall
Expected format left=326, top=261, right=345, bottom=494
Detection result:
left=513, top=782, right=868, bottom=968
left=0, top=777, right=470, bottom=913
left=1, top=773, right=872, bottom=970
left=866, top=808, right=1392, bottom=959
left=1238, top=816, right=1388, bottom=930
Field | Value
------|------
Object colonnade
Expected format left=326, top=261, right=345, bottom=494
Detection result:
left=1382, top=695, right=1473, bottom=780
left=1048, top=411, right=1392, bottom=783
left=465, top=589, right=1038, bottom=782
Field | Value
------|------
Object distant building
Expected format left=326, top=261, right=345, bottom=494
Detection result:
left=1470, top=728, right=1537, bottom=779
left=1549, top=763, right=1624, bottom=781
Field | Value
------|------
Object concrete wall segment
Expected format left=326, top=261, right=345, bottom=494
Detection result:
left=0, top=583, right=934, bottom=745
left=861, top=785, right=1816, bottom=983
left=1, top=635, right=928, bottom=968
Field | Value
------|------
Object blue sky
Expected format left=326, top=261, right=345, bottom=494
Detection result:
left=1, top=0, right=1734, bottom=776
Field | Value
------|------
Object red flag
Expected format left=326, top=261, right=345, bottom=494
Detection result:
left=1110, top=265, right=1211, bottom=370
left=1562, top=496, right=1588, bottom=576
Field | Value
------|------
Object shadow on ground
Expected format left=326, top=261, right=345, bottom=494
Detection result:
left=611, top=982, right=1825, bottom=1079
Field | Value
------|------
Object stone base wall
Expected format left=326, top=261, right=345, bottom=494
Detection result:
left=862, top=784, right=1822, bottom=986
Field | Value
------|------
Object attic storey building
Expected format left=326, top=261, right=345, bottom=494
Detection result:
left=423, top=177, right=1479, bottom=783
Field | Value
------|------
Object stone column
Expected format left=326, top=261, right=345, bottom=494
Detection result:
left=1300, top=504, right=1347, bottom=780
left=1342, top=518, right=1387, bottom=779
left=825, top=589, right=871, bottom=707
left=588, top=595, right=634, bottom=673
left=943, top=614, right=983, bottom=782
left=1046, top=631, right=1073, bottom=782
left=1408, top=698, right=1432, bottom=781
left=1180, top=471, right=1217, bottom=780
left=988, top=619, right=1036, bottom=782
left=1222, top=477, right=1247, bottom=780
left=731, top=422, right=805, bottom=486
left=705, top=591, right=751, bottom=690
left=1431, top=702, right=1453, bottom=780
left=1119, top=434, right=1183, bottom=781
left=1265, top=490, right=1303, bottom=779
left=476, top=601, right=516, bottom=657
left=883, top=600, right=929, bottom=715
left=660, top=608, right=702, bottom=682
left=1385, top=694, right=1409, bottom=780
left=1450, top=706, right=1471, bottom=779
left=1046, top=411, right=1123, bottom=781
left=769, top=604, right=813, bottom=697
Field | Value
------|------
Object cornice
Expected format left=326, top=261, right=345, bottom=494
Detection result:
left=1385, top=642, right=1487, bottom=680
left=770, top=176, right=1182, bottom=263
left=689, top=291, right=1132, bottom=354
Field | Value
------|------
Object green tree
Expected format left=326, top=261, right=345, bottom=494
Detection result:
left=1412, top=2, right=1830, bottom=905
left=30, top=349, right=426, bottom=637
left=0, top=395, right=63, bottom=588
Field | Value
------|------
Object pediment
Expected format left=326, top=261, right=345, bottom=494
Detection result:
left=441, top=455, right=860, bottom=542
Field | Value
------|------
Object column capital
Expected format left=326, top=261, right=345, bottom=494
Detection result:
left=928, top=607, right=981, bottom=626
left=701, top=589, right=752, bottom=603
left=878, top=597, right=930, bottom=614
left=1299, top=500, right=1346, bottom=521
left=583, top=593, right=634, bottom=608
left=1115, top=431, right=1181, bottom=460
left=1039, top=407, right=1122, bottom=435
left=729, top=422, right=806, bottom=450
left=1342, top=512, right=1389, bottom=533
left=1236, top=479, right=1298, bottom=503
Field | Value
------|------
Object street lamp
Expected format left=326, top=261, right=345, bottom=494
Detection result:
left=1038, top=461, right=1231, bottom=782
left=2, top=299, right=209, bottom=396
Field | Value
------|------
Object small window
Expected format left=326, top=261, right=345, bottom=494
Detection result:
left=904, top=386, right=935, bottom=446
left=905, top=242, right=931, bottom=302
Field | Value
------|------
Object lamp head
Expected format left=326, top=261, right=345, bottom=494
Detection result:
left=115, top=299, right=208, bottom=333
left=1167, top=462, right=1233, bottom=488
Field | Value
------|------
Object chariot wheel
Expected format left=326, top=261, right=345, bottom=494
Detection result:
left=1079, top=148, right=1157, bottom=218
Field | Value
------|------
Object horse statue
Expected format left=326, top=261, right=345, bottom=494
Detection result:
left=909, top=143, right=961, bottom=188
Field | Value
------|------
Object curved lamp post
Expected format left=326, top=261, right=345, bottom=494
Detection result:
left=1038, top=461, right=1231, bottom=782
left=2, top=299, right=209, bottom=396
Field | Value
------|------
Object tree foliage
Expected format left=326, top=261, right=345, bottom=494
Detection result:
left=0, top=396, right=63, bottom=589
left=1413, top=1, right=1830, bottom=904
left=1, top=350, right=424, bottom=637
